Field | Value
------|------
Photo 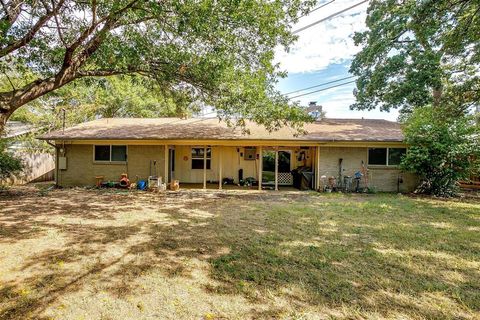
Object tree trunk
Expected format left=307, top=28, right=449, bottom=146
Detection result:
left=0, top=93, right=14, bottom=134
left=432, top=86, right=443, bottom=107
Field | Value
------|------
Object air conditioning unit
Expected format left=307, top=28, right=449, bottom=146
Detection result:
left=244, top=147, right=256, bottom=160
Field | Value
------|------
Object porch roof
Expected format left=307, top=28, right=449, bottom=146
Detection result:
left=38, top=117, right=404, bottom=142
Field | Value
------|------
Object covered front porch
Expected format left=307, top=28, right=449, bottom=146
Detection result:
left=164, top=144, right=321, bottom=191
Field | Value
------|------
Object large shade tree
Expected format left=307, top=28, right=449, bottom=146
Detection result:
left=0, top=0, right=314, bottom=133
left=350, top=0, right=479, bottom=115
left=350, top=0, right=480, bottom=196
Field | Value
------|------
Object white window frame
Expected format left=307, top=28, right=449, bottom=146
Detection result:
left=93, top=145, right=128, bottom=163
left=191, top=147, right=211, bottom=170
left=367, top=147, right=406, bottom=167
left=387, top=147, right=407, bottom=166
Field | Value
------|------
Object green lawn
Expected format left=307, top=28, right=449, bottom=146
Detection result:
left=0, top=188, right=479, bottom=319
left=211, top=193, right=480, bottom=318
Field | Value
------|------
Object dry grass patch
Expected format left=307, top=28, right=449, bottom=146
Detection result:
left=0, top=186, right=479, bottom=319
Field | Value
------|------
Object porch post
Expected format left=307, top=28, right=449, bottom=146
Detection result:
left=274, top=147, right=279, bottom=191
left=316, top=146, right=320, bottom=191
left=218, top=146, right=223, bottom=190
left=164, top=144, right=169, bottom=184
left=258, top=146, right=263, bottom=191
left=312, top=146, right=316, bottom=190
left=203, top=145, right=207, bottom=189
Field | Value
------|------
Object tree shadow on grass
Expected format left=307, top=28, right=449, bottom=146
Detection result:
left=203, top=196, right=480, bottom=318
left=0, top=189, right=479, bottom=319
left=1, top=255, right=128, bottom=320
left=0, top=188, right=154, bottom=319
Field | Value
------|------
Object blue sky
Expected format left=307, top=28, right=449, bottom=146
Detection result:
left=275, top=0, right=399, bottom=121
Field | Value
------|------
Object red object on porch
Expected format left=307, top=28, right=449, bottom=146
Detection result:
left=119, top=173, right=130, bottom=188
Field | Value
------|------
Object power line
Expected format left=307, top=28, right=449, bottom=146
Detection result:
left=292, top=0, right=368, bottom=34
left=296, top=0, right=336, bottom=19
left=288, top=80, right=356, bottom=99
left=283, top=75, right=356, bottom=95
left=189, top=77, right=358, bottom=114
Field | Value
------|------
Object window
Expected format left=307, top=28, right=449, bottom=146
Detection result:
left=388, top=148, right=406, bottom=166
left=191, top=147, right=211, bottom=169
left=94, top=145, right=127, bottom=162
left=94, top=145, right=111, bottom=161
left=111, top=145, right=127, bottom=161
left=368, top=148, right=387, bottom=165
left=368, top=147, right=406, bottom=166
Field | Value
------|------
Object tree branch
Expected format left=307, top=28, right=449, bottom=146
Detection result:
left=0, top=0, right=148, bottom=120
left=51, top=0, right=67, bottom=46
left=62, top=0, right=140, bottom=69
left=0, top=0, right=23, bottom=25
left=1, top=70, right=16, bottom=90
left=91, top=0, right=97, bottom=26
left=0, top=0, right=23, bottom=40
left=95, top=0, right=141, bottom=25
left=76, top=69, right=136, bottom=77
left=0, top=0, right=66, bottom=58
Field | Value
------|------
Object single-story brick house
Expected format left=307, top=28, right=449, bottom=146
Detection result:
left=38, top=117, right=418, bottom=192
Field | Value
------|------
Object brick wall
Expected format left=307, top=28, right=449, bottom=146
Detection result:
left=318, top=146, right=418, bottom=192
left=58, top=144, right=418, bottom=192
left=58, top=144, right=166, bottom=186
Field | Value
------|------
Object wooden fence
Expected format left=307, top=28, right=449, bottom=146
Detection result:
left=1, top=152, right=55, bottom=185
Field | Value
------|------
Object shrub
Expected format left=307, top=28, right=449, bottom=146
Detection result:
left=0, top=142, right=23, bottom=179
left=400, top=106, right=480, bottom=197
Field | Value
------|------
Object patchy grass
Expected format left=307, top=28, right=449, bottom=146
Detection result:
left=0, top=187, right=479, bottom=319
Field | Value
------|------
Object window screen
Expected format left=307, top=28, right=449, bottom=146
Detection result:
left=368, top=148, right=387, bottom=165
left=94, top=145, right=110, bottom=161
left=388, top=148, right=406, bottom=166
left=191, top=147, right=211, bottom=169
left=111, top=145, right=127, bottom=161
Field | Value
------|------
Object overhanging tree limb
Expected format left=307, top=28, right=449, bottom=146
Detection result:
left=0, top=0, right=66, bottom=57
left=0, top=0, right=314, bottom=132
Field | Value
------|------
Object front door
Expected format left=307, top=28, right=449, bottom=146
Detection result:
left=262, top=150, right=292, bottom=185
left=277, top=151, right=293, bottom=185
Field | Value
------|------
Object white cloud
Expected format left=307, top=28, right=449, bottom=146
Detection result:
left=276, top=0, right=368, bottom=73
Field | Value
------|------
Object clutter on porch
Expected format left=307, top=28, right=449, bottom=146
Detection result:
left=95, top=159, right=175, bottom=192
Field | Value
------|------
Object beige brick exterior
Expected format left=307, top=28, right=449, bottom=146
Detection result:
left=318, top=147, right=367, bottom=178
left=318, top=146, right=417, bottom=192
left=57, top=143, right=417, bottom=192
left=368, top=168, right=418, bottom=193
left=57, top=144, right=166, bottom=186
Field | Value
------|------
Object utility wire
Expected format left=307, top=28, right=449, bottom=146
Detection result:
left=296, top=0, right=335, bottom=19
left=288, top=80, right=356, bottom=99
left=292, top=0, right=368, bottom=34
left=283, top=75, right=356, bottom=95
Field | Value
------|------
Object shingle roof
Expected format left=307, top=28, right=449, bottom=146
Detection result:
left=37, top=117, right=404, bottom=142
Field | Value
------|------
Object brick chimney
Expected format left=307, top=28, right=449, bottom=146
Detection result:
left=306, top=101, right=323, bottom=120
